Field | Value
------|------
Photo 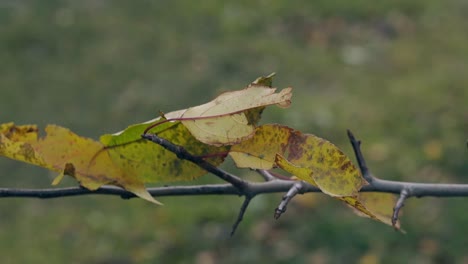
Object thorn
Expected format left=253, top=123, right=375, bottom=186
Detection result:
left=274, top=207, right=285, bottom=220
left=230, top=196, right=253, bottom=236
left=274, top=182, right=305, bottom=220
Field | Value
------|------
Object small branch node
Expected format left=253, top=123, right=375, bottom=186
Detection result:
left=274, top=181, right=306, bottom=220
left=231, top=196, right=253, bottom=236
left=392, top=188, right=410, bottom=228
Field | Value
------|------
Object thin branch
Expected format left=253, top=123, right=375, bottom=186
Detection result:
left=1, top=180, right=468, bottom=199
left=3, top=180, right=468, bottom=199
left=347, top=129, right=375, bottom=184
left=274, top=181, right=308, bottom=219
left=231, top=196, right=253, bottom=236
left=141, top=133, right=248, bottom=192
left=393, top=189, right=409, bottom=228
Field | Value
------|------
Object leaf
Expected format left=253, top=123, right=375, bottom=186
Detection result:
left=355, top=192, right=402, bottom=229
left=0, top=122, right=227, bottom=205
left=178, top=75, right=292, bottom=146
left=0, top=76, right=286, bottom=204
left=230, top=124, right=364, bottom=197
left=276, top=151, right=363, bottom=198
left=229, top=124, right=293, bottom=169
left=0, top=123, right=161, bottom=204
left=0, top=123, right=48, bottom=168
left=230, top=124, right=400, bottom=229
left=101, top=119, right=229, bottom=183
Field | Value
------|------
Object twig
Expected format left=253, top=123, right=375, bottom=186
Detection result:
left=231, top=196, right=253, bottom=236
left=141, top=133, right=248, bottom=192
left=393, top=189, right=410, bottom=228
left=274, top=181, right=308, bottom=219
left=347, top=129, right=375, bottom=184
left=256, top=169, right=277, bottom=181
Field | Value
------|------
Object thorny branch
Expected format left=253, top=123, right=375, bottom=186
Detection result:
left=1, top=131, right=467, bottom=234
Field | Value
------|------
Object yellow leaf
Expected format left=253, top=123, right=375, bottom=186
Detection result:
left=102, top=121, right=228, bottom=183
left=180, top=84, right=292, bottom=146
left=231, top=124, right=364, bottom=197
left=230, top=125, right=293, bottom=169
left=355, top=192, right=402, bottom=229
left=0, top=123, right=49, bottom=168
left=275, top=154, right=318, bottom=187
left=285, top=134, right=364, bottom=197
left=230, top=124, right=401, bottom=229
left=0, top=123, right=170, bottom=204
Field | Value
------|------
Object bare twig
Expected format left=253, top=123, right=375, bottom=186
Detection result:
left=274, top=181, right=308, bottom=219
left=256, top=169, right=277, bottom=181
left=347, top=129, right=375, bottom=184
left=231, top=196, right=253, bottom=236
left=393, top=189, right=410, bottom=228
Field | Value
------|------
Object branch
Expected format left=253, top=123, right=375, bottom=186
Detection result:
left=1, top=130, right=467, bottom=236
left=347, top=129, right=374, bottom=184
left=346, top=130, right=468, bottom=197
left=141, top=133, right=248, bottom=192
left=2, top=180, right=468, bottom=199
left=2, top=131, right=466, bottom=200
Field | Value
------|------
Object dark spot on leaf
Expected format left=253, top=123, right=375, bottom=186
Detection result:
left=64, top=163, right=76, bottom=176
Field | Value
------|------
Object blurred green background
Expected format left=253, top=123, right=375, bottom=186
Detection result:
left=0, top=1, right=467, bottom=263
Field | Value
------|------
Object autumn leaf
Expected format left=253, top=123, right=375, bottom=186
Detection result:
left=230, top=125, right=364, bottom=197
left=229, top=124, right=293, bottom=169
left=0, top=118, right=234, bottom=205
left=0, top=123, right=161, bottom=204
left=0, top=74, right=292, bottom=205
left=100, top=118, right=229, bottom=183
left=229, top=124, right=399, bottom=229
left=177, top=74, right=292, bottom=146
left=354, top=192, right=402, bottom=229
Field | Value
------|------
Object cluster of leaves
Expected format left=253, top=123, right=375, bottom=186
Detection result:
left=0, top=74, right=399, bottom=229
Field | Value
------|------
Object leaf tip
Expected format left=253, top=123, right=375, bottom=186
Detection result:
left=126, top=185, right=163, bottom=205
left=51, top=173, right=65, bottom=186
